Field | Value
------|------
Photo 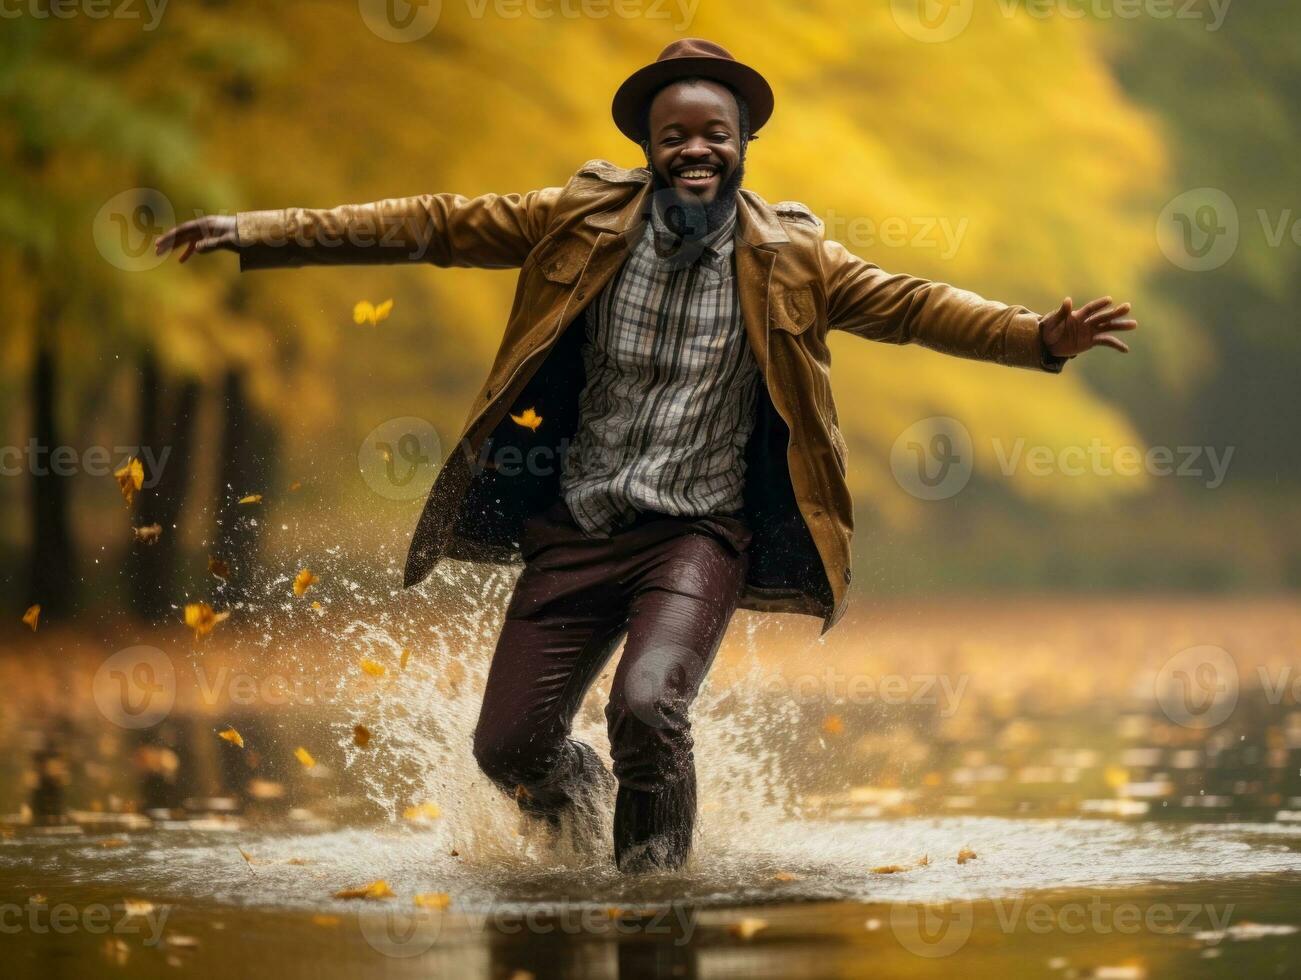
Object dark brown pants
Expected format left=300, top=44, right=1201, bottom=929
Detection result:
left=472, top=498, right=751, bottom=871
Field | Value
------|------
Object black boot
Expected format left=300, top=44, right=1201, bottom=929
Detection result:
left=613, top=771, right=697, bottom=873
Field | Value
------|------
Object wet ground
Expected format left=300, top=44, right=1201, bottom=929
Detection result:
left=2, top=594, right=1299, bottom=977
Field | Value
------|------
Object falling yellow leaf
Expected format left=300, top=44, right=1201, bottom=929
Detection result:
left=122, top=899, right=155, bottom=917
left=402, top=802, right=441, bottom=821
left=287, top=480, right=302, bottom=492
left=510, top=407, right=543, bottom=431
left=208, top=557, right=230, bottom=580
left=311, top=915, right=340, bottom=928
left=114, top=457, right=144, bottom=506
left=293, top=569, right=318, bottom=596
left=184, top=602, right=229, bottom=639
left=359, top=658, right=387, bottom=679
left=353, top=299, right=394, bottom=327
left=238, top=494, right=262, bottom=505
left=957, top=847, right=978, bottom=865
left=353, top=725, right=371, bottom=748
left=294, top=747, right=316, bottom=769
left=400, top=648, right=412, bottom=670
left=30, top=894, right=47, bottom=904
left=729, top=917, right=768, bottom=940
left=821, top=714, right=845, bottom=736
left=22, top=604, right=40, bottom=632
left=132, top=524, right=162, bottom=545
left=218, top=727, right=244, bottom=749
left=334, top=879, right=394, bottom=900
left=413, top=892, right=451, bottom=910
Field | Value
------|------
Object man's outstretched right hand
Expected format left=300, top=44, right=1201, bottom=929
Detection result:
left=154, top=214, right=239, bottom=263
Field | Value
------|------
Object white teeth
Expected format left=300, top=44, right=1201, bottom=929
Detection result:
left=678, top=169, right=716, bottom=179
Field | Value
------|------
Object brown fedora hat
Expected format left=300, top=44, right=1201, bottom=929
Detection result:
left=611, top=38, right=774, bottom=144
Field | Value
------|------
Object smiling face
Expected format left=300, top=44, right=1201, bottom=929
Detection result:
left=644, top=79, right=745, bottom=207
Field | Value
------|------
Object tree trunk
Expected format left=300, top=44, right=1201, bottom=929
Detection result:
left=128, top=351, right=201, bottom=621
left=26, top=320, right=77, bottom=616
left=212, top=368, right=277, bottom=602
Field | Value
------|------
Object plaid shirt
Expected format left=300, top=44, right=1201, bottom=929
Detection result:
left=559, top=201, right=761, bottom=536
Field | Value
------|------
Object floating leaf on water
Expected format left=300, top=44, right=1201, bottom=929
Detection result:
left=22, top=604, right=40, bottom=632
left=353, top=725, right=371, bottom=748
left=184, top=602, right=229, bottom=639
left=360, top=658, right=386, bottom=679
left=413, top=892, right=451, bottom=910
left=218, top=728, right=244, bottom=749
left=957, top=847, right=978, bottom=865
left=510, top=407, right=543, bottom=431
left=209, top=557, right=231, bottom=580
left=772, top=871, right=801, bottom=882
left=821, top=714, right=845, bottom=736
left=729, top=917, right=768, bottom=940
left=333, top=879, right=394, bottom=900
left=872, top=864, right=909, bottom=874
left=293, top=569, right=318, bottom=596
left=449, top=849, right=459, bottom=858
left=103, top=937, right=130, bottom=966
left=132, top=524, right=162, bottom=545
left=294, top=747, right=316, bottom=769
left=98, top=838, right=128, bottom=849
left=353, top=299, right=394, bottom=327
left=238, top=494, right=262, bottom=505
left=114, top=457, right=144, bottom=506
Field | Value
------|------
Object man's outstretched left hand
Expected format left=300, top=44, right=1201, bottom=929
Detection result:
left=1040, top=296, right=1138, bottom=358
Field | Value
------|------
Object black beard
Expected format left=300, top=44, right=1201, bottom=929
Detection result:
left=647, top=157, right=745, bottom=237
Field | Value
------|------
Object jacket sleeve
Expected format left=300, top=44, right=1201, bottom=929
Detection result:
left=821, top=238, right=1068, bottom=373
left=234, top=186, right=563, bottom=272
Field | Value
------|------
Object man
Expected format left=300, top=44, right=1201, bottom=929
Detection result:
left=156, top=39, right=1137, bottom=872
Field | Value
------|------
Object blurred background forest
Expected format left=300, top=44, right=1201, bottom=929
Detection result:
left=1, top=0, right=1298, bottom=625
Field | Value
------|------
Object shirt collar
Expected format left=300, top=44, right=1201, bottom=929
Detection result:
left=647, top=197, right=737, bottom=268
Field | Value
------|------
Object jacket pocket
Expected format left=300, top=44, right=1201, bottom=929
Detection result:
left=770, top=284, right=816, bottom=334
left=532, top=235, right=586, bottom=284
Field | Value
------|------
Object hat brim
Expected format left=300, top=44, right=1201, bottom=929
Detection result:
left=611, top=57, right=774, bottom=144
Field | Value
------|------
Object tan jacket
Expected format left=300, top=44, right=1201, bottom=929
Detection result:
left=236, top=159, right=1062, bottom=632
